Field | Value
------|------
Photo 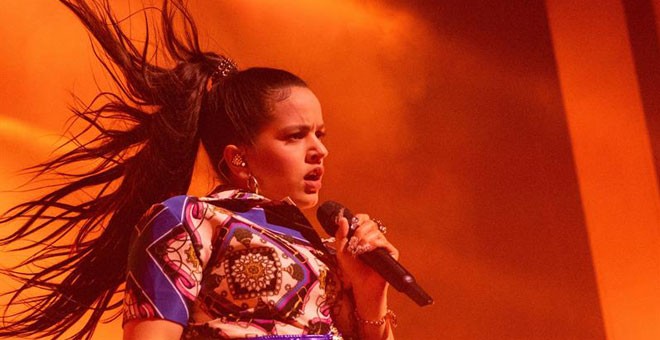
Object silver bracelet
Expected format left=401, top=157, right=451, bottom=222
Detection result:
left=354, top=308, right=398, bottom=328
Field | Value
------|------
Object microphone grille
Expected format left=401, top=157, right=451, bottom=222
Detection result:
left=316, top=200, right=345, bottom=236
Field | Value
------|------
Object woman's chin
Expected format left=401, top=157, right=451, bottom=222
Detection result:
left=290, top=193, right=319, bottom=211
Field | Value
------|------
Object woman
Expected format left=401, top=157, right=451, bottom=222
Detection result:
left=0, top=1, right=397, bottom=339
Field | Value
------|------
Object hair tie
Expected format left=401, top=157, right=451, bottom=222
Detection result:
left=206, top=58, right=238, bottom=92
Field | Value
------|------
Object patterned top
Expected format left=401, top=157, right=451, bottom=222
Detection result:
left=123, top=189, right=352, bottom=339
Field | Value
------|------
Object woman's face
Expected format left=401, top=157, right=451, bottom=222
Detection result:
left=244, top=86, right=328, bottom=210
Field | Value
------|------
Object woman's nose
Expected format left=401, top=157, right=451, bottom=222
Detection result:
left=307, top=138, right=328, bottom=163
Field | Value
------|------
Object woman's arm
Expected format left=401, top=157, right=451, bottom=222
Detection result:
left=335, top=213, right=398, bottom=340
left=123, top=319, right=183, bottom=340
left=122, top=197, right=213, bottom=340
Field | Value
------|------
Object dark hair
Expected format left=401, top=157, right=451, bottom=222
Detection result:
left=201, top=67, right=307, bottom=175
left=0, top=1, right=306, bottom=339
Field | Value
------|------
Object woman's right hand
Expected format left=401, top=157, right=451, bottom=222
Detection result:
left=334, top=213, right=397, bottom=340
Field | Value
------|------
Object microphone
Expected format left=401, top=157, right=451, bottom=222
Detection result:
left=317, top=201, right=433, bottom=306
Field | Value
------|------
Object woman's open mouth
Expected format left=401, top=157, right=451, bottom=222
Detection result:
left=303, top=168, right=323, bottom=193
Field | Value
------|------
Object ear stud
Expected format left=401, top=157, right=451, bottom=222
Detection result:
left=231, top=154, right=246, bottom=167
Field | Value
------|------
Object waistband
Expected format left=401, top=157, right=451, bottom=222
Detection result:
left=247, top=334, right=340, bottom=340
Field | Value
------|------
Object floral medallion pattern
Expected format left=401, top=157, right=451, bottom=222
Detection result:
left=225, top=247, right=282, bottom=299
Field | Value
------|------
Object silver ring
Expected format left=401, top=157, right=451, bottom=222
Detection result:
left=354, top=243, right=372, bottom=256
left=347, top=236, right=359, bottom=255
left=372, top=218, right=387, bottom=234
left=347, top=236, right=372, bottom=257
left=348, top=216, right=361, bottom=236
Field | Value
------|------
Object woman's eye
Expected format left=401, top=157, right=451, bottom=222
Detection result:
left=288, top=132, right=306, bottom=140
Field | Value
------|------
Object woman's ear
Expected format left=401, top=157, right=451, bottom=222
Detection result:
left=223, top=144, right=249, bottom=181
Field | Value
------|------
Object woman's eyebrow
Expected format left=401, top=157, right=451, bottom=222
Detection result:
left=279, top=123, right=325, bottom=135
left=280, top=124, right=313, bottom=133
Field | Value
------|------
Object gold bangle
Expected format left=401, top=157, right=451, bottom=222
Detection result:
left=354, top=308, right=398, bottom=328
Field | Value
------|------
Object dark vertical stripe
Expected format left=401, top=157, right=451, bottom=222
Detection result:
left=623, top=0, right=660, bottom=187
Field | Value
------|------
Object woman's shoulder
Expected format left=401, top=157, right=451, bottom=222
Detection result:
left=142, top=194, right=198, bottom=224
left=146, top=188, right=269, bottom=227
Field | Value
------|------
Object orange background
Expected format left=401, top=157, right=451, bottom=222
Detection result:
left=1, top=0, right=659, bottom=339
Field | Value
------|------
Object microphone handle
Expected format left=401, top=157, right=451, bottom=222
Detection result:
left=359, top=248, right=434, bottom=306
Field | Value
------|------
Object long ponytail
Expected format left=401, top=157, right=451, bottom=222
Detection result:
left=0, top=1, right=230, bottom=339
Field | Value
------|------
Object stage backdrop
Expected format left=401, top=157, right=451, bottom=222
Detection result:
left=1, top=0, right=659, bottom=339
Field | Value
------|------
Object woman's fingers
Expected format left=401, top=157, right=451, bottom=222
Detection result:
left=342, top=214, right=399, bottom=260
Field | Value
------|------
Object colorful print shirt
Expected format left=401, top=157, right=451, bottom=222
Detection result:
left=123, top=189, right=347, bottom=339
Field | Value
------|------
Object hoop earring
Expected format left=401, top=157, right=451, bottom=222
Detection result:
left=247, top=174, right=260, bottom=195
